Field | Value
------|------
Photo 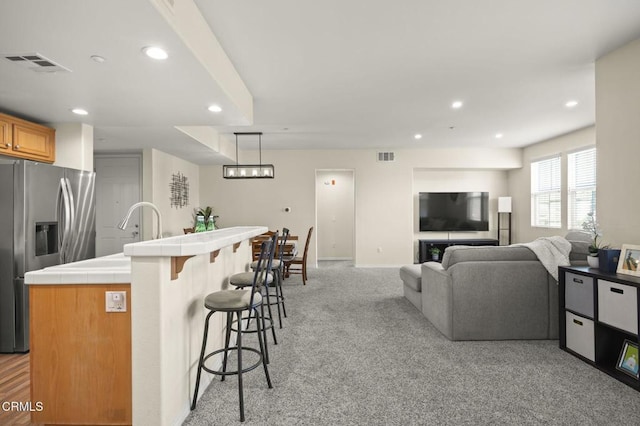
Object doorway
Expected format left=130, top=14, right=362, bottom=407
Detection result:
left=315, top=170, right=355, bottom=264
left=94, top=154, right=142, bottom=256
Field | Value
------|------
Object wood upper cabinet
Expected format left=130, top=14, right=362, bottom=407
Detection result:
left=0, top=112, right=55, bottom=163
left=0, top=116, right=12, bottom=152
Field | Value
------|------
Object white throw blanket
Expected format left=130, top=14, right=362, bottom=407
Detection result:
left=513, top=236, right=572, bottom=281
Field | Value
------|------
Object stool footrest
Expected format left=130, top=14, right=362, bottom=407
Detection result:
left=231, top=316, right=275, bottom=334
left=201, top=347, right=263, bottom=376
left=266, top=295, right=285, bottom=305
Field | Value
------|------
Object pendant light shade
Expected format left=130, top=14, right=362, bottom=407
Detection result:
left=223, top=132, right=275, bottom=179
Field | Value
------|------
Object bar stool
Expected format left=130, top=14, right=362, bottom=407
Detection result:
left=191, top=239, right=275, bottom=422
left=229, top=232, right=278, bottom=362
left=251, top=228, right=289, bottom=328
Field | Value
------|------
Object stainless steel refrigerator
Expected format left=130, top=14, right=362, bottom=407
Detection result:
left=0, top=159, right=95, bottom=353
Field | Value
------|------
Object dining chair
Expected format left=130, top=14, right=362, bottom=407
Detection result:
left=284, top=226, right=313, bottom=285
left=252, top=231, right=276, bottom=260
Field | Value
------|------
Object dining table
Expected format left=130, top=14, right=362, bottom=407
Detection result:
left=252, top=234, right=299, bottom=271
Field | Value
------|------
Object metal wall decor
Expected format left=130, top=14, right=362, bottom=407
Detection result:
left=223, top=132, right=275, bottom=179
left=169, top=171, right=189, bottom=208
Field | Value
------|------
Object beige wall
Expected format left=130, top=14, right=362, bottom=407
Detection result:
left=53, top=123, right=94, bottom=171
left=507, top=126, right=596, bottom=244
left=142, top=148, right=200, bottom=239
left=200, top=147, right=521, bottom=267
left=596, top=37, right=640, bottom=248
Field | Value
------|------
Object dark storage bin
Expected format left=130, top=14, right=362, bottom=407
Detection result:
left=599, top=249, right=622, bottom=273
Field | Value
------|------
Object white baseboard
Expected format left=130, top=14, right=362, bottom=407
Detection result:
left=354, top=264, right=404, bottom=268
left=318, top=257, right=353, bottom=261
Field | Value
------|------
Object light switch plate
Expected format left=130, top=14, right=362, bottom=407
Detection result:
left=106, top=291, right=127, bottom=312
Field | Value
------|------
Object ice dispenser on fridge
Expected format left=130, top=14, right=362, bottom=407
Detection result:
left=35, top=222, right=58, bottom=257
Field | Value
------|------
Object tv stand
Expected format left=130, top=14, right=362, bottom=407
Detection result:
left=418, top=238, right=499, bottom=263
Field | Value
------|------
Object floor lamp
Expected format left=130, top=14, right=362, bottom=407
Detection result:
left=497, top=197, right=512, bottom=245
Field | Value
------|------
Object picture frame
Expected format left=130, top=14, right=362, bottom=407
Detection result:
left=616, top=244, right=640, bottom=277
left=616, top=339, right=639, bottom=379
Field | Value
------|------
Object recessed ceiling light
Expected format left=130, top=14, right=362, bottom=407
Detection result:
left=495, top=133, right=503, bottom=139
left=207, top=105, right=222, bottom=113
left=71, top=108, right=88, bottom=116
left=565, top=100, right=578, bottom=108
left=142, top=46, right=168, bottom=60
left=90, top=55, right=106, bottom=63
left=451, top=101, right=463, bottom=109
left=414, top=134, right=422, bottom=140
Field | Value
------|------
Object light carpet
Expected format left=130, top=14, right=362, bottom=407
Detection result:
left=184, top=266, right=640, bottom=425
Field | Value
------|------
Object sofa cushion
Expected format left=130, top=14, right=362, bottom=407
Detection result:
left=565, top=231, right=592, bottom=263
left=441, top=245, right=537, bottom=270
left=400, top=264, right=422, bottom=292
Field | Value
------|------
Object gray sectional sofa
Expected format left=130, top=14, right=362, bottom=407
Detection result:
left=401, top=238, right=589, bottom=341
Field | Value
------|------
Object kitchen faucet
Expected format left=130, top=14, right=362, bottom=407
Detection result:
left=117, top=201, right=163, bottom=240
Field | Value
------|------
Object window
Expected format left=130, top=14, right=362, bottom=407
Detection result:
left=568, top=147, right=596, bottom=230
left=531, top=156, right=561, bottom=228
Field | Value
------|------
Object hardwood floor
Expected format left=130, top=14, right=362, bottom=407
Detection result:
left=0, top=353, right=40, bottom=426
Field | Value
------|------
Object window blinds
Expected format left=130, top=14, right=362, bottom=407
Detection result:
left=531, top=156, right=561, bottom=228
left=568, top=148, right=597, bottom=230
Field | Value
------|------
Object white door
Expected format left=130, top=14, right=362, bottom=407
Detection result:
left=94, top=155, right=142, bottom=256
left=315, top=170, right=355, bottom=260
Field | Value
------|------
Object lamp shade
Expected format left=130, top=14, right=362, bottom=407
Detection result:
left=223, top=164, right=274, bottom=179
left=223, top=132, right=275, bottom=179
left=498, top=196, right=512, bottom=213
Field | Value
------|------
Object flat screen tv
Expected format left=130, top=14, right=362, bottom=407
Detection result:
left=419, top=192, right=489, bottom=232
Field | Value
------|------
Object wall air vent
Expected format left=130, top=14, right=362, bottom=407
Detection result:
left=2, top=53, right=71, bottom=73
left=377, top=151, right=395, bottom=162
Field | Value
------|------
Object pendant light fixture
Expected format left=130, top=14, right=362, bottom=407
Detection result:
left=223, top=132, right=275, bottom=179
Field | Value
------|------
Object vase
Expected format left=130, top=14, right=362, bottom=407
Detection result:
left=194, top=215, right=206, bottom=232
left=587, top=255, right=599, bottom=269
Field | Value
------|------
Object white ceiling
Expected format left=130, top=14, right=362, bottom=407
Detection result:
left=2, top=0, right=640, bottom=164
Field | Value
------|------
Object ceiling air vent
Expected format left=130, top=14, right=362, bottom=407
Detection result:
left=2, top=53, right=71, bottom=73
left=377, top=151, right=395, bottom=162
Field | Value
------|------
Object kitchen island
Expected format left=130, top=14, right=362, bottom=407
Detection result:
left=25, top=226, right=267, bottom=426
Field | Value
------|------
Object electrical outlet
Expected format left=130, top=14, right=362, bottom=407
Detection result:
left=106, top=291, right=127, bottom=312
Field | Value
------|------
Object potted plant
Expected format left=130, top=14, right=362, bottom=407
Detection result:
left=582, top=212, right=608, bottom=268
left=193, top=206, right=219, bottom=232
left=429, top=246, right=442, bottom=261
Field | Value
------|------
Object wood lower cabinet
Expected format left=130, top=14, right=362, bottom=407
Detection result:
left=559, top=266, right=640, bottom=391
left=29, top=284, right=132, bottom=425
left=0, top=112, right=55, bottom=163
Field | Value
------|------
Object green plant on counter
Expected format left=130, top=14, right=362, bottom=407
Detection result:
left=193, top=206, right=219, bottom=231
left=429, top=247, right=442, bottom=255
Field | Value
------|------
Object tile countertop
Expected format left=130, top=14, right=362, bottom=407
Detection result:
left=122, top=226, right=268, bottom=257
left=25, top=226, right=268, bottom=285
left=25, top=252, right=131, bottom=284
